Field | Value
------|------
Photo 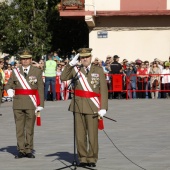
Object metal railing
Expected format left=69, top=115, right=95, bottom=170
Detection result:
left=3, top=73, right=170, bottom=101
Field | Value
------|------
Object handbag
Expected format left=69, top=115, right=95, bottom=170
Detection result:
left=152, top=79, right=159, bottom=89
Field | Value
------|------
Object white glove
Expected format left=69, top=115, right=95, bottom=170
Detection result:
left=98, top=109, right=106, bottom=117
left=7, top=89, right=14, bottom=97
left=35, top=106, right=44, bottom=113
left=69, top=53, right=79, bottom=66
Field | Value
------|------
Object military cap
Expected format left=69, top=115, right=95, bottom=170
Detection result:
left=20, top=50, right=32, bottom=59
left=78, top=48, right=92, bottom=57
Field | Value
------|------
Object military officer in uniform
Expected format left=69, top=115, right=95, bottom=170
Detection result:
left=61, top=48, right=108, bottom=167
left=5, top=50, right=44, bottom=158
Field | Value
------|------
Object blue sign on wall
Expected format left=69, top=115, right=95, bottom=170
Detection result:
left=97, top=31, right=108, bottom=38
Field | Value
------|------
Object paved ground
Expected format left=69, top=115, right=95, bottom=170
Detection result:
left=0, top=99, right=170, bottom=170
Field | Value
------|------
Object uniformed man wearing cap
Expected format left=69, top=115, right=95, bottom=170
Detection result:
left=61, top=48, right=108, bottom=168
left=5, top=50, right=44, bottom=159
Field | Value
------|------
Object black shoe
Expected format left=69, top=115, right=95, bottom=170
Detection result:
left=26, top=153, right=35, bottom=158
left=78, top=162, right=87, bottom=167
left=0, top=114, right=2, bottom=116
left=15, top=152, right=26, bottom=159
left=88, top=163, right=96, bottom=167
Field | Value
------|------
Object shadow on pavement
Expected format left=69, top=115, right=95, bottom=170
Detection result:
left=0, top=146, right=18, bottom=156
left=46, top=151, right=78, bottom=164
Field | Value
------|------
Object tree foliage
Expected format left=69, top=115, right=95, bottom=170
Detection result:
left=0, top=0, right=51, bottom=59
left=0, top=0, right=89, bottom=60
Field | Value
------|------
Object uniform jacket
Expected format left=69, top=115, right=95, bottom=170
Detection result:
left=5, top=65, right=44, bottom=110
left=61, top=64, right=108, bottom=114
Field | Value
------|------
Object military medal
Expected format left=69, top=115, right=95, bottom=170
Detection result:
left=29, top=76, right=37, bottom=85
left=91, top=73, right=100, bottom=88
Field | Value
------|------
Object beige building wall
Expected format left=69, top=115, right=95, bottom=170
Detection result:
left=167, top=0, right=170, bottom=9
left=89, top=29, right=170, bottom=62
left=85, top=0, right=120, bottom=11
left=88, top=16, right=170, bottom=62
left=95, top=0, right=120, bottom=11
left=85, top=0, right=168, bottom=11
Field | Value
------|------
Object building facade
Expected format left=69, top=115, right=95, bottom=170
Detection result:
left=60, top=0, right=170, bottom=62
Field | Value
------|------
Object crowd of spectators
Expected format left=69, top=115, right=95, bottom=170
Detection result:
left=98, top=55, right=170, bottom=99
left=1, top=50, right=170, bottom=102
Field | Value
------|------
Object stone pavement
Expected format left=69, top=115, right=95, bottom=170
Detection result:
left=0, top=99, right=170, bottom=170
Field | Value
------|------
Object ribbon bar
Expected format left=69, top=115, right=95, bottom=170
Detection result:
left=15, top=89, right=40, bottom=106
left=75, top=89, right=100, bottom=98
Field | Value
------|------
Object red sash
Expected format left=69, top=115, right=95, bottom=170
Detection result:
left=75, top=89, right=103, bottom=130
left=15, top=89, right=40, bottom=106
left=75, top=89, right=100, bottom=98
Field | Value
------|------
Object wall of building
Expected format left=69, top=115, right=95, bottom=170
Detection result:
left=90, top=29, right=170, bottom=62
left=120, top=0, right=166, bottom=10
left=85, top=0, right=169, bottom=11
left=89, top=16, right=170, bottom=62
left=60, top=0, right=170, bottom=62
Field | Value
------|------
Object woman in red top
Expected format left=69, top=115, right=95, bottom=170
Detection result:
left=137, top=62, right=148, bottom=98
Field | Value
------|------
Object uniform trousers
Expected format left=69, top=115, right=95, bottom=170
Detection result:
left=75, top=113, right=98, bottom=163
left=14, top=109, right=36, bottom=154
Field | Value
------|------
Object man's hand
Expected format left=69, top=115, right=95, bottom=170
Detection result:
left=7, top=89, right=14, bottom=97
left=98, top=109, right=106, bottom=117
left=35, top=106, right=44, bottom=113
left=69, top=53, right=79, bottom=66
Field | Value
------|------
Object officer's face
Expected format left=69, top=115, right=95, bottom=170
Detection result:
left=20, top=58, right=32, bottom=67
left=80, top=56, right=92, bottom=67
